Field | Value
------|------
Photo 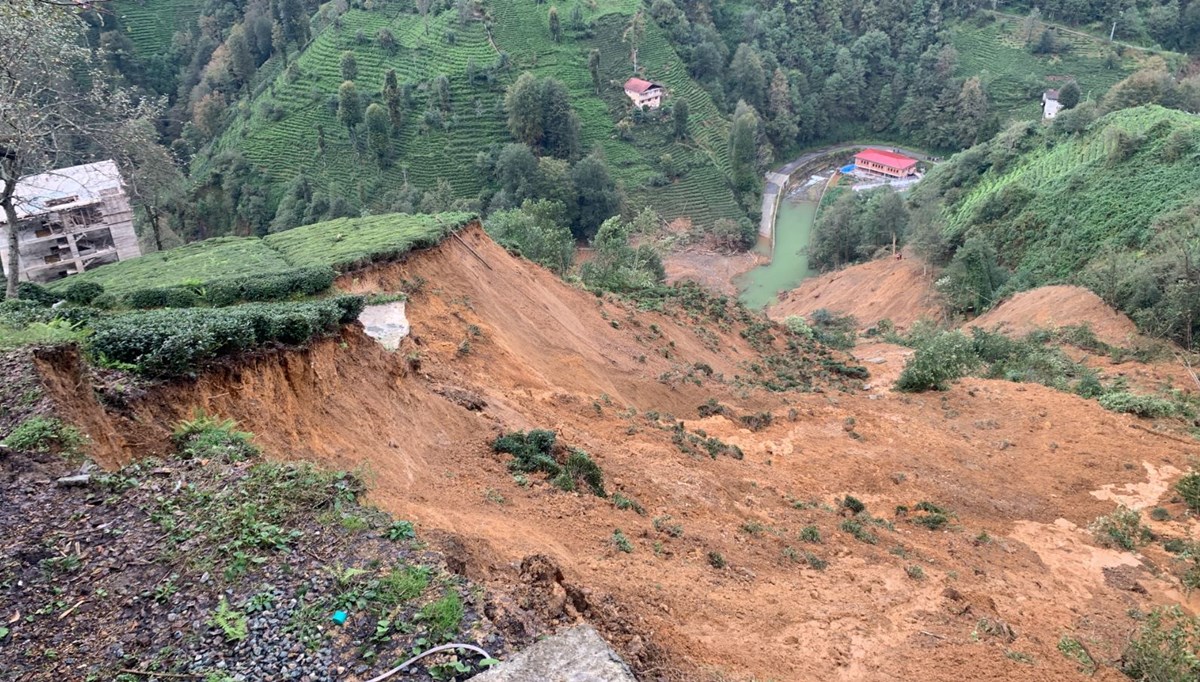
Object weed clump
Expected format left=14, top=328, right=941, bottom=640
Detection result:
left=895, top=331, right=980, bottom=392
left=611, top=529, right=633, bottom=553
left=172, top=411, right=260, bottom=462
left=1099, top=392, right=1178, bottom=418
left=1177, top=472, right=1200, bottom=511
left=841, top=518, right=879, bottom=545
left=910, top=501, right=953, bottom=531
left=1090, top=506, right=1151, bottom=551
left=1121, top=606, right=1200, bottom=682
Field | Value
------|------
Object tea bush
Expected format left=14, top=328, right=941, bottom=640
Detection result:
left=89, top=296, right=364, bottom=377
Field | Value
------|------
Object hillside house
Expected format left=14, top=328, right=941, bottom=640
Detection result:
left=852, top=149, right=918, bottom=179
left=0, top=160, right=140, bottom=283
left=1042, top=89, right=1062, bottom=119
left=623, top=78, right=665, bottom=109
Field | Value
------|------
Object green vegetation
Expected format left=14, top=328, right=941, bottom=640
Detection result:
left=210, top=598, right=249, bottom=642
left=912, top=105, right=1200, bottom=346
left=1, top=416, right=84, bottom=454
left=491, top=430, right=607, bottom=497
left=611, top=529, right=633, bottom=553
left=172, top=411, right=261, bottom=462
left=1177, top=472, right=1200, bottom=511
left=948, top=17, right=1142, bottom=123
left=263, top=212, right=475, bottom=270
left=840, top=518, right=879, bottom=545
left=1098, top=392, right=1178, bottom=418
left=416, top=590, right=464, bottom=643
left=90, top=296, right=364, bottom=377
left=46, top=212, right=472, bottom=310
left=1089, top=506, right=1151, bottom=551
left=1121, top=606, right=1200, bottom=682
left=1057, top=634, right=1097, bottom=675
left=810, top=188, right=910, bottom=272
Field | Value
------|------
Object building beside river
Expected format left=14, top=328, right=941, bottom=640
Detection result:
left=852, top=149, right=918, bottom=179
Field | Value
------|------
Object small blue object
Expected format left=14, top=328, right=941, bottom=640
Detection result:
left=840, top=164, right=856, bottom=174
left=332, top=610, right=348, bottom=625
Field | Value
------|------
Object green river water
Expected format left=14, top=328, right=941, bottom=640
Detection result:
left=736, top=199, right=818, bottom=308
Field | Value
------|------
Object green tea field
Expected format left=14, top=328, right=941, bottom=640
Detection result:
left=949, top=17, right=1147, bottom=122
left=209, top=0, right=744, bottom=229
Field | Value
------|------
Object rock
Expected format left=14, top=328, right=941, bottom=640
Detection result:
left=471, top=625, right=636, bottom=682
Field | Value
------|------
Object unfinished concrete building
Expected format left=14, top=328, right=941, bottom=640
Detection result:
left=0, top=160, right=140, bottom=283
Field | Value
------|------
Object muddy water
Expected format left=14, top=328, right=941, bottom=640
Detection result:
left=736, top=198, right=817, bottom=308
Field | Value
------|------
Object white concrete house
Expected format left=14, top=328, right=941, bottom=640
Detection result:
left=623, top=78, right=665, bottom=109
left=0, top=160, right=141, bottom=283
left=1042, top=89, right=1062, bottom=119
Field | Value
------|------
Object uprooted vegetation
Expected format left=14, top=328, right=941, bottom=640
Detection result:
left=492, top=430, right=607, bottom=497
left=0, top=414, right=506, bottom=681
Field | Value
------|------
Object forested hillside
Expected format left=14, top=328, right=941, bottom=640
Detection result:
left=86, top=0, right=1195, bottom=247
left=911, top=104, right=1200, bottom=347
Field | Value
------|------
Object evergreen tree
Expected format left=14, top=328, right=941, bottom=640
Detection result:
left=588, top=49, right=601, bottom=94
left=365, top=102, right=391, bottom=164
left=1059, top=80, right=1081, bottom=109
left=766, top=67, right=798, bottom=147
left=227, top=25, right=255, bottom=87
left=673, top=98, right=689, bottom=140
left=271, top=21, right=287, bottom=60
left=383, top=69, right=403, bottom=127
left=955, top=76, right=990, bottom=148
left=549, top=6, right=561, bottom=43
left=728, top=101, right=760, bottom=194
left=505, top=72, right=544, bottom=149
left=337, top=80, right=363, bottom=142
left=571, top=154, right=620, bottom=240
left=728, top=44, right=766, bottom=111
left=340, top=51, right=358, bottom=81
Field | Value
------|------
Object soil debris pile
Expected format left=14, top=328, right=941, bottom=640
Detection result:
left=768, top=251, right=943, bottom=330
left=965, top=285, right=1140, bottom=346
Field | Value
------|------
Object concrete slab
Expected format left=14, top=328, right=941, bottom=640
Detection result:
left=358, top=301, right=409, bottom=350
left=472, top=626, right=637, bottom=682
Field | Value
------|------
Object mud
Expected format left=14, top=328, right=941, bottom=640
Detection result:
left=29, top=227, right=1200, bottom=681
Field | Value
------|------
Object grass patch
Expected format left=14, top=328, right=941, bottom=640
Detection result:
left=840, top=518, right=879, bottom=545
left=416, top=589, right=464, bottom=643
left=2, top=416, right=85, bottom=455
left=1057, top=634, right=1097, bottom=675
left=172, top=411, right=260, bottom=462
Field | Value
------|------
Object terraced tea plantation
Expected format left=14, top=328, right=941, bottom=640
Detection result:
left=208, top=0, right=745, bottom=229
left=949, top=18, right=1146, bottom=122
left=46, top=212, right=475, bottom=297
left=110, top=0, right=200, bottom=56
left=934, top=105, right=1200, bottom=280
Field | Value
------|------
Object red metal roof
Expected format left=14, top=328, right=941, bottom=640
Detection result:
left=623, top=78, right=660, bottom=94
left=854, top=149, right=918, bottom=170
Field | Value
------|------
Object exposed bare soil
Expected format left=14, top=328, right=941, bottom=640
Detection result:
left=966, top=286, right=1140, bottom=347
left=767, top=250, right=944, bottom=330
left=29, top=228, right=1200, bottom=681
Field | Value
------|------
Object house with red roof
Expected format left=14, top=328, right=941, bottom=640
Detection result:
left=623, top=78, right=664, bottom=109
left=852, top=149, right=918, bottom=179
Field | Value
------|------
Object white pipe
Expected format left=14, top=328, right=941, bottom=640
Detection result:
left=361, top=643, right=494, bottom=682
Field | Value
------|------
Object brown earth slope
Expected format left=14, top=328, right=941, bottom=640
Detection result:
left=966, top=285, right=1140, bottom=346
left=768, top=251, right=943, bottom=330
left=34, top=227, right=1200, bottom=682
